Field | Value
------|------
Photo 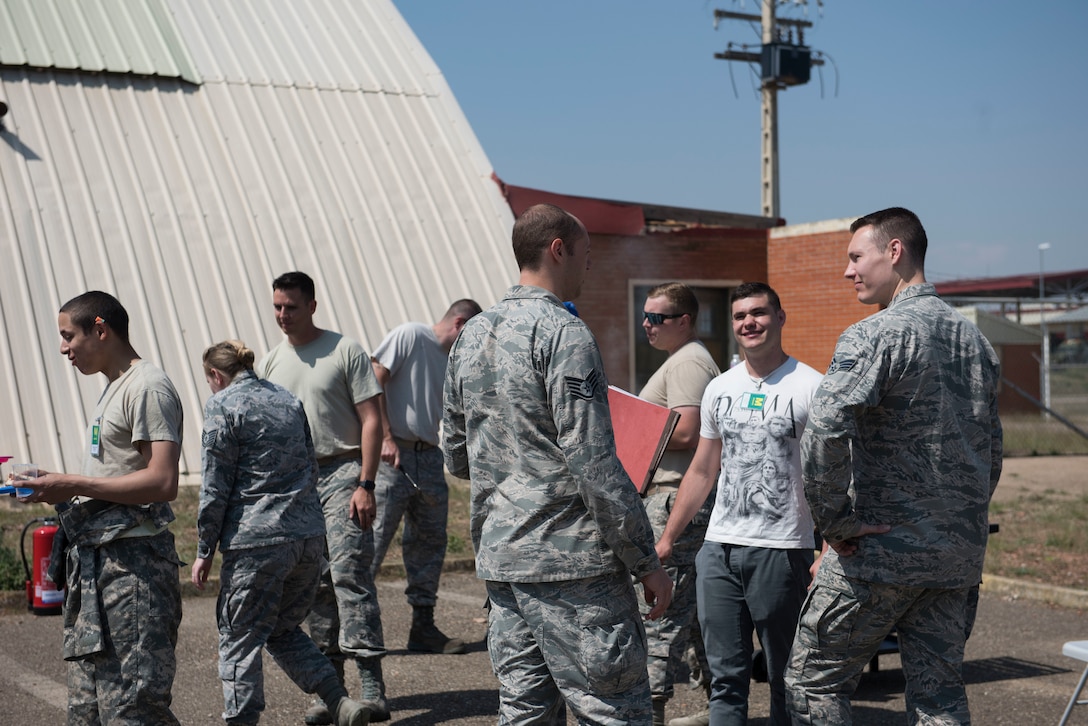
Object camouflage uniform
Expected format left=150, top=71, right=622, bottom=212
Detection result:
left=258, top=331, right=386, bottom=667
left=198, top=370, right=334, bottom=723
left=637, top=340, right=719, bottom=705
left=61, top=360, right=184, bottom=726
left=443, top=285, right=662, bottom=725
left=640, top=489, right=712, bottom=701
left=787, top=284, right=1003, bottom=725
left=369, top=322, right=450, bottom=607
left=371, top=444, right=447, bottom=605
left=306, top=457, right=385, bottom=660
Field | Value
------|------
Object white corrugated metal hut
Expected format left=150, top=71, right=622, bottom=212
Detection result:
left=0, top=0, right=516, bottom=478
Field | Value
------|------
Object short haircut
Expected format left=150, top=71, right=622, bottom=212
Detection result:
left=731, top=281, right=782, bottom=312
left=646, top=282, right=700, bottom=326
left=511, top=204, right=583, bottom=271
left=850, top=207, right=928, bottom=266
left=272, top=271, right=316, bottom=301
left=444, top=299, right=483, bottom=321
left=203, top=339, right=256, bottom=378
left=59, top=291, right=130, bottom=343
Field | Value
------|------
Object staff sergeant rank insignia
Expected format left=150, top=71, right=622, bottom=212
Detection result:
left=565, top=369, right=600, bottom=401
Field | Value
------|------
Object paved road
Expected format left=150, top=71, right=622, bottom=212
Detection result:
left=0, top=571, right=1085, bottom=725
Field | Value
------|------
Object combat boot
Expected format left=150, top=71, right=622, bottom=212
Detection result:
left=304, top=659, right=346, bottom=725
left=407, top=605, right=465, bottom=654
left=668, top=709, right=710, bottom=726
left=652, top=696, right=667, bottom=726
left=356, top=656, right=391, bottom=722
left=333, top=697, right=371, bottom=726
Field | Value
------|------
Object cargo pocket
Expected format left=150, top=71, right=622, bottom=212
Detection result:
left=794, top=577, right=868, bottom=659
left=577, top=605, right=647, bottom=696
left=219, top=660, right=240, bottom=714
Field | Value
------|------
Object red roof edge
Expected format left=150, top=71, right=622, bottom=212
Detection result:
left=493, top=174, right=645, bottom=235
left=935, top=268, right=1088, bottom=296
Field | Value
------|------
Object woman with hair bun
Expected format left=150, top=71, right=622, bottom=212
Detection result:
left=193, top=340, right=369, bottom=725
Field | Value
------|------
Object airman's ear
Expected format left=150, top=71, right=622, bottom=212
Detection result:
left=887, top=238, right=904, bottom=264
left=548, top=237, right=564, bottom=261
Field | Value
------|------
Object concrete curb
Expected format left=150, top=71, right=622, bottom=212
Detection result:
left=177, top=556, right=479, bottom=599
left=0, top=557, right=479, bottom=613
left=981, top=574, right=1088, bottom=610
left=6, top=566, right=1085, bottom=614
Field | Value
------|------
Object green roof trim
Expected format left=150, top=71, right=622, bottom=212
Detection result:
left=0, top=0, right=202, bottom=85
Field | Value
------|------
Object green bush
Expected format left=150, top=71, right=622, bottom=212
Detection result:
left=0, top=543, right=24, bottom=591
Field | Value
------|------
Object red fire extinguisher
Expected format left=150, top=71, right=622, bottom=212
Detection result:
left=20, top=517, right=64, bottom=616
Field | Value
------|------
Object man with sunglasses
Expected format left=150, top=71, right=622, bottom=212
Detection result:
left=657, top=282, right=823, bottom=725
left=638, top=283, right=720, bottom=726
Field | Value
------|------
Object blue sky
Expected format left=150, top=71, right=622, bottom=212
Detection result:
left=393, top=0, right=1088, bottom=282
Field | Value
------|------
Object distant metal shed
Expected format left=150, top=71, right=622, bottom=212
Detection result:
left=0, top=0, right=516, bottom=477
left=957, top=307, right=1043, bottom=346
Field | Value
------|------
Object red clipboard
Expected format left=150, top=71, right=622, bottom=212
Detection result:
left=607, top=385, right=680, bottom=493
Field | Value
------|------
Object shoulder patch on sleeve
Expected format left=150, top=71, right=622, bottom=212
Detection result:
left=564, top=369, right=600, bottom=401
left=826, top=357, right=858, bottom=375
left=201, top=430, right=217, bottom=448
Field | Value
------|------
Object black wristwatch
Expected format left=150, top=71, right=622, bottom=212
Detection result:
left=357, top=479, right=376, bottom=491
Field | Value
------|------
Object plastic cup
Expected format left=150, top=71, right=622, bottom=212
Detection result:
left=10, top=463, right=36, bottom=497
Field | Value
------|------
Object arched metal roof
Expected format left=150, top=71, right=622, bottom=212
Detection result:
left=0, top=0, right=516, bottom=477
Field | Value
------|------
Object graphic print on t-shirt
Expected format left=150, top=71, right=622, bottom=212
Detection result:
left=708, top=390, right=800, bottom=529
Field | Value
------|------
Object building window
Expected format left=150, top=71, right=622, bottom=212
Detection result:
left=632, top=284, right=736, bottom=393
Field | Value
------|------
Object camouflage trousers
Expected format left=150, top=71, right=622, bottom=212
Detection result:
left=217, top=536, right=340, bottom=724
left=486, top=572, right=652, bottom=725
left=638, top=487, right=711, bottom=701
left=785, top=567, right=975, bottom=725
left=66, top=530, right=182, bottom=726
left=307, top=458, right=386, bottom=662
left=370, top=445, right=448, bottom=606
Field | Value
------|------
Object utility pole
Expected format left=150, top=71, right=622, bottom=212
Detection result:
left=1039, top=243, right=1052, bottom=419
left=715, top=2, right=820, bottom=219
left=760, top=0, right=779, bottom=218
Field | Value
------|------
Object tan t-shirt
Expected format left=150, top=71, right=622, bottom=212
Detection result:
left=83, top=360, right=183, bottom=479
left=639, top=340, right=720, bottom=485
left=80, top=360, right=183, bottom=537
left=258, top=330, right=382, bottom=460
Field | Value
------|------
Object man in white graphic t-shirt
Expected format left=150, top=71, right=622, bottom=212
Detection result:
left=656, top=282, right=824, bottom=725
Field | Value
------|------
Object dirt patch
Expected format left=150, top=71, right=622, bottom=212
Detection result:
left=987, top=455, right=1088, bottom=590
left=994, top=455, right=1088, bottom=502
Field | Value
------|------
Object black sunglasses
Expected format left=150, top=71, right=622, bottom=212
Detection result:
left=643, top=311, right=685, bottom=325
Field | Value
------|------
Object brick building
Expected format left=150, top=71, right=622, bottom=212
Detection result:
left=501, top=181, right=866, bottom=392
left=500, top=182, right=1047, bottom=421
